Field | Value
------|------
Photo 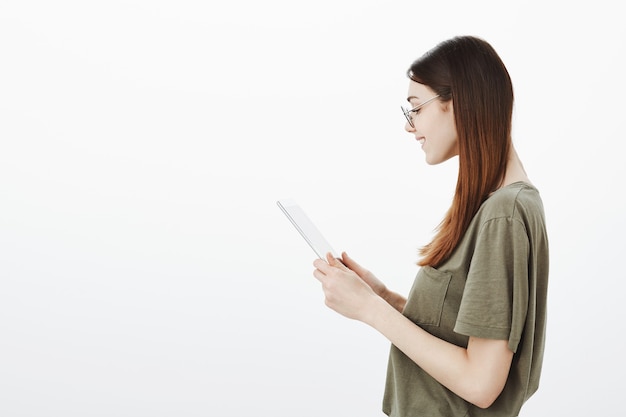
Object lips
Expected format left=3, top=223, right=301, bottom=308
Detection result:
left=417, top=137, right=425, bottom=145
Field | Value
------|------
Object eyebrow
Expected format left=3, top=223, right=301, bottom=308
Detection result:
left=406, top=95, right=420, bottom=103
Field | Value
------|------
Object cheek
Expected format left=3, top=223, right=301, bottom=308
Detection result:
left=440, top=114, right=459, bottom=145
left=443, top=127, right=460, bottom=156
left=419, top=115, right=438, bottom=135
left=433, top=114, right=459, bottom=160
left=446, top=124, right=459, bottom=147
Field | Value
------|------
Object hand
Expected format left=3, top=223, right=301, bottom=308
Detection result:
left=313, top=253, right=380, bottom=322
left=341, top=252, right=406, bottom=313
left=339, top=252, right=389, bottom=299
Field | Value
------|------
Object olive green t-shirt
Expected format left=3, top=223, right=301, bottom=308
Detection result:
left=383, top=182, right=549, bottom=417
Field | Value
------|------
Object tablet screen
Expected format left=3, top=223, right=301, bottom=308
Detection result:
left=277, top=199, right=339, bottom=260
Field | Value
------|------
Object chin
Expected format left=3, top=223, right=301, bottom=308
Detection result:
left=425, top=154, right=456, bottom=165
left=424, top=155, right=442, bottom=165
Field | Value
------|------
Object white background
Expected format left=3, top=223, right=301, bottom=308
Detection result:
left=1, top=1, right=624, bottom=416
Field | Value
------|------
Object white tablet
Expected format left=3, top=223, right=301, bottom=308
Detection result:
left=277, top=199, right=339, bottom=260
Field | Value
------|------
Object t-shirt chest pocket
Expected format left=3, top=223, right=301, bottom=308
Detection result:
left=403, top=266, right=452, bottom=327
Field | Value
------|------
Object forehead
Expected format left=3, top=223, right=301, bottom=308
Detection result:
left=407, top=81, right=436, bottom=103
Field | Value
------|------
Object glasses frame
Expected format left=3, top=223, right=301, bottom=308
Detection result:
left=401, top=95, right=441, bottom=128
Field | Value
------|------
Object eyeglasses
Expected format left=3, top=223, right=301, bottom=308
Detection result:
left=401, top=95, right=440, bottom=128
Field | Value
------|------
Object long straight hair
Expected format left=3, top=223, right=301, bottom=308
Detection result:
left=410, top=36, right=514, bottom=267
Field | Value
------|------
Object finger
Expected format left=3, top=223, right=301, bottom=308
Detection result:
left=312, top=267, right=326, bottom=283
left=327, top=253, right=349, bottom=271
left=313, top=257, right=331, bottom=273
left=341, top=252, right=364, bottom=273
left=313, top=258, right=323, bottom=269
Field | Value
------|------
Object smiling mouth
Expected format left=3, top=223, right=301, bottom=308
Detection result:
left=417, top=138, right=425, bottom=145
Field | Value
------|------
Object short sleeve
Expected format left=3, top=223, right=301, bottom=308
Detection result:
left=454, top=217, right=530, bottom=352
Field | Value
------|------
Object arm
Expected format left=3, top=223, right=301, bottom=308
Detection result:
left=367, top=296, right=513, bottom=408
left=313, top=254, right=513, bottom=409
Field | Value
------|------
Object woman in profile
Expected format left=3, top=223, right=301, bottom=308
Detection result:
left=313, top=36, right=549, bottom=416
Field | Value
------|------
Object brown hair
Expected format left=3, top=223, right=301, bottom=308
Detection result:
left=409, top=36, right=514, bottom=267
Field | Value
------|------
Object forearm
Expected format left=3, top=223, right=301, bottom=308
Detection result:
left=379, top=287, right=407, bottom=313
left=364, top=296, right=508, bottom=408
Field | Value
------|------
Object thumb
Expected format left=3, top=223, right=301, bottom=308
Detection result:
left=327, top=253, right=348, bottom=270
left=341, top=251, right=363, bottom=271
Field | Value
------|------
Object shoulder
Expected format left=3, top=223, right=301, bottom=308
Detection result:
left=479, top=182, right=544, bottom=223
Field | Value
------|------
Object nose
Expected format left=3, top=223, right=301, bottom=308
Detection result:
left=405, top=120, right=415, bottom=133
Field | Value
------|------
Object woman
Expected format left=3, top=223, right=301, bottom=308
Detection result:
left=313, top=36, right=549, bottom=416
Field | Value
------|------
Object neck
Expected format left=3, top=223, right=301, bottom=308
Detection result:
left=500, top=145, right=531, bottom=188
